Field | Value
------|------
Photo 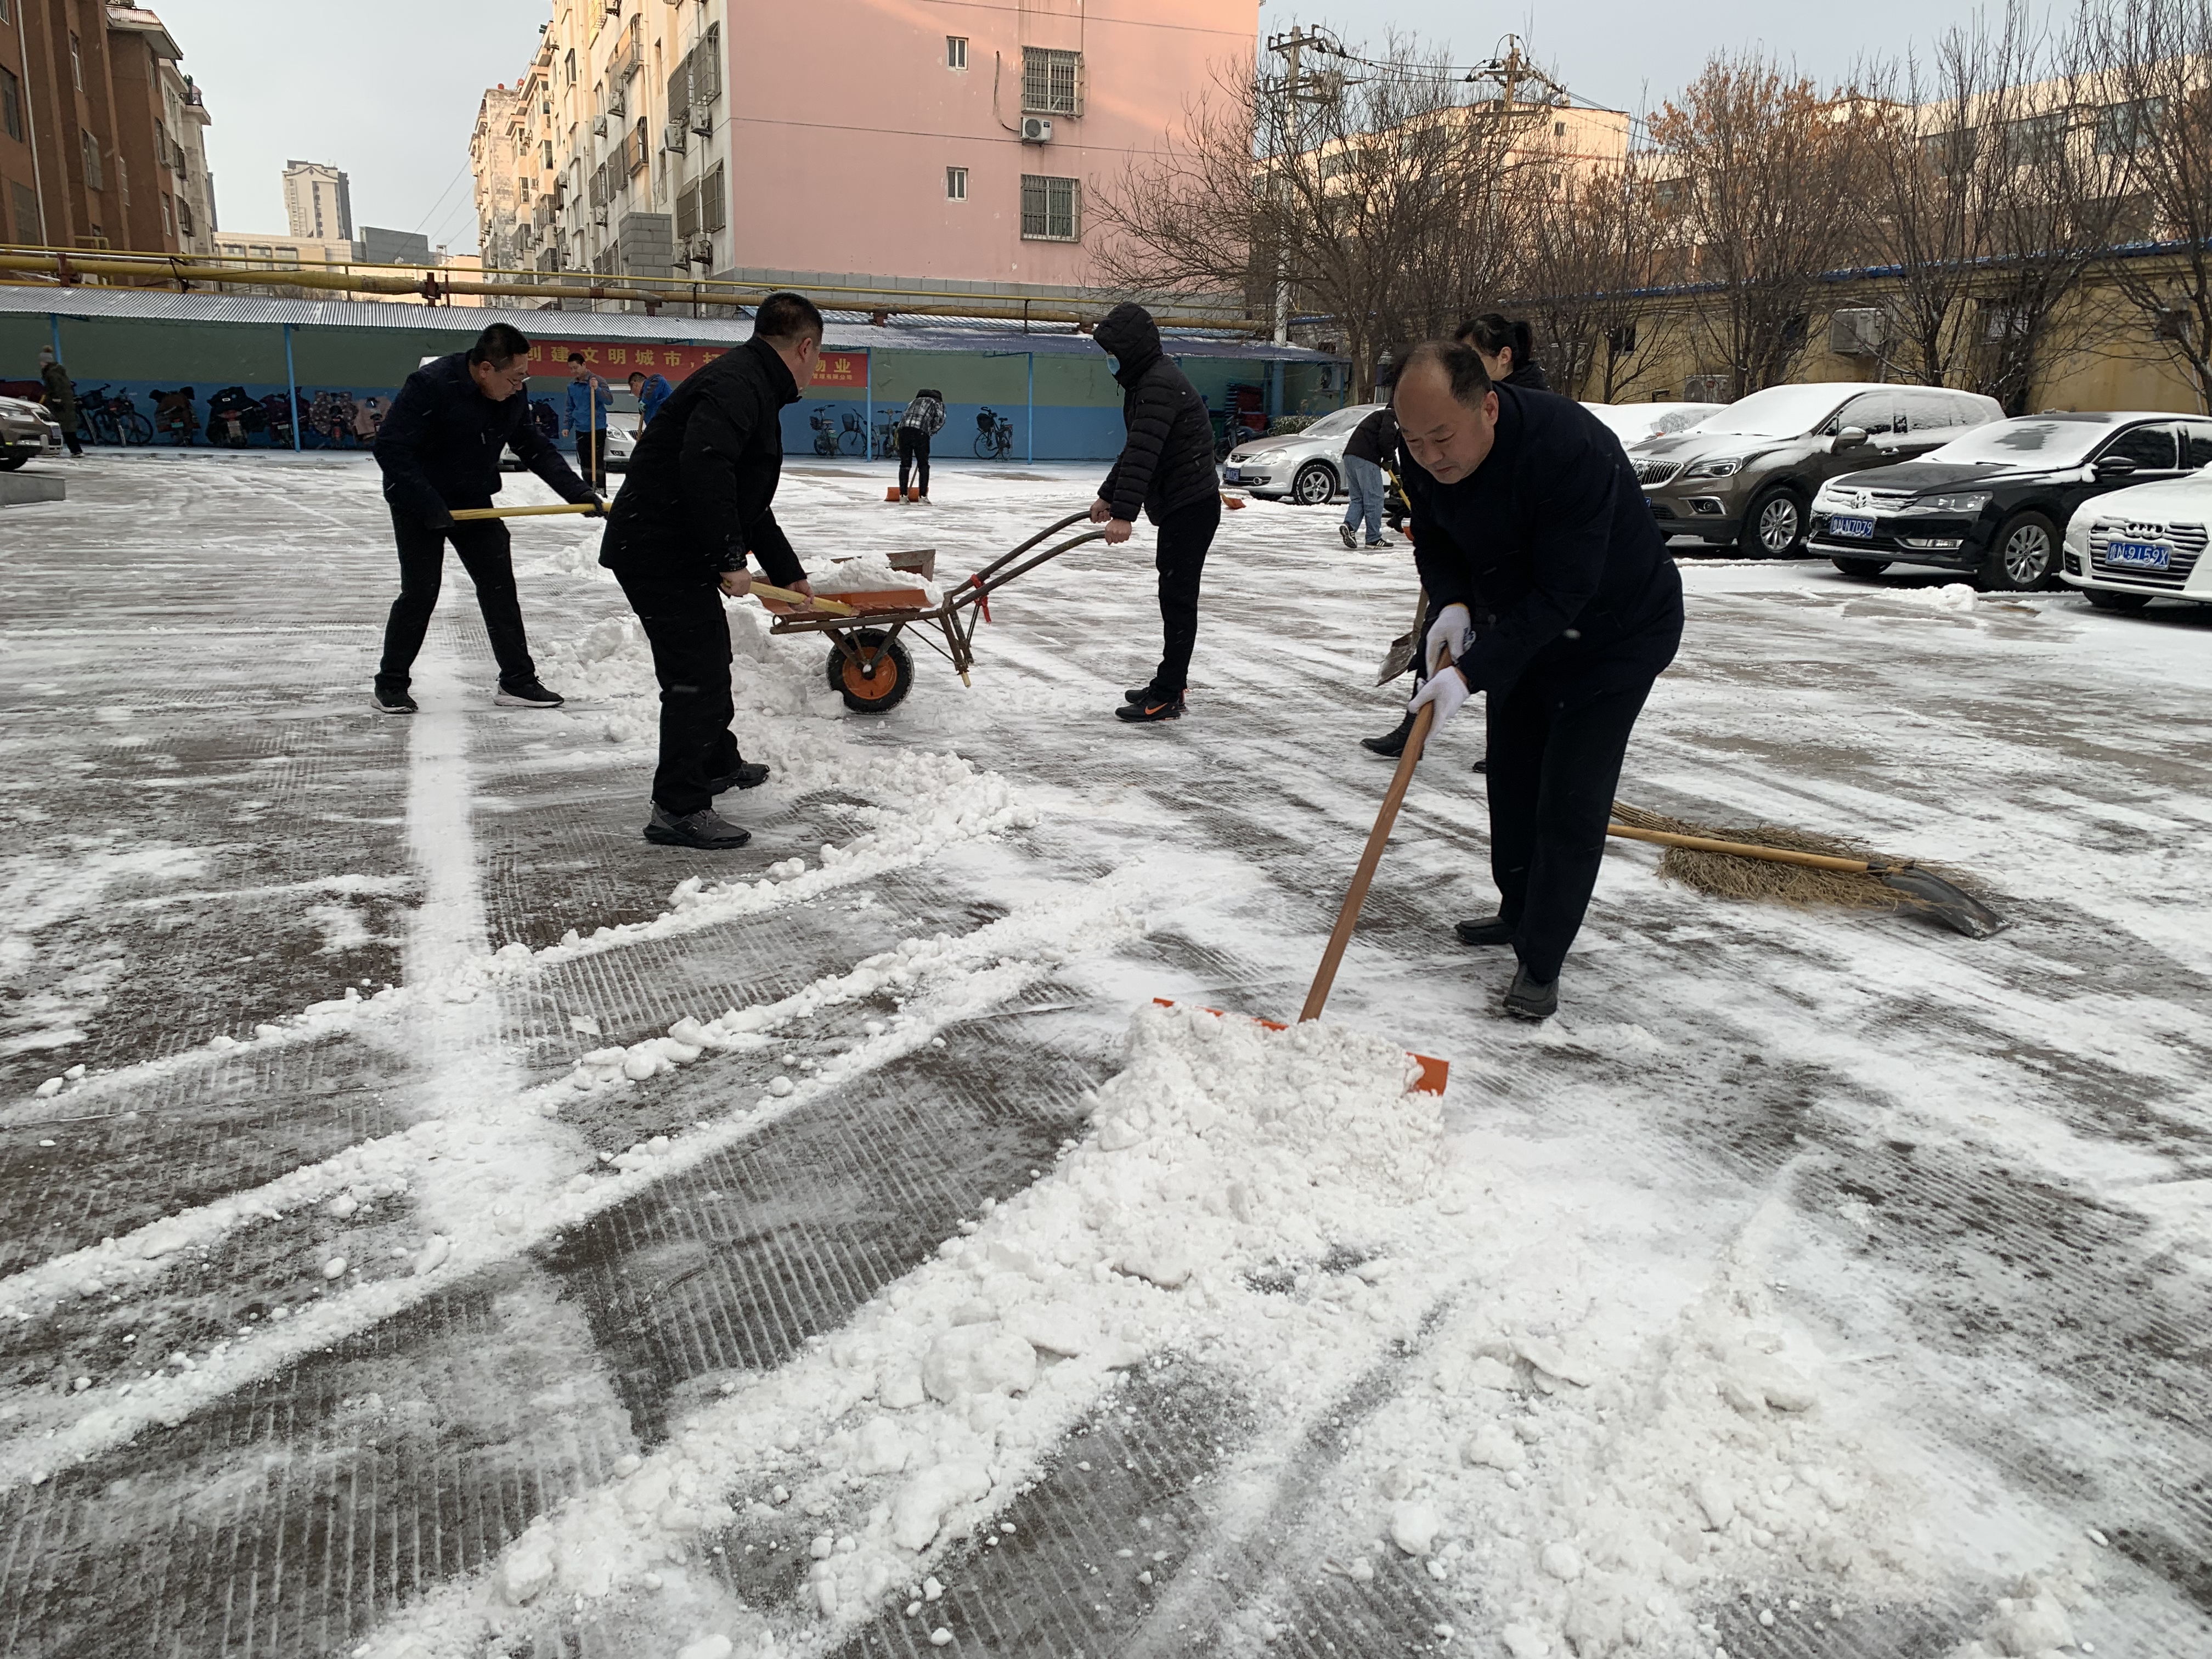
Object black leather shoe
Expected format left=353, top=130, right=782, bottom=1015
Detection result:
left=1115, top=690, right=1186, bottom=722
left=709, top=761, right=770, bottom=792
left=1454, top=916, right=1514, bottom=946
left=1362, top=710, right=1417, bottom=757
left=1471, top=754, right=1489, bottom=775
left=1503, top=966, right=1558, bottom=1020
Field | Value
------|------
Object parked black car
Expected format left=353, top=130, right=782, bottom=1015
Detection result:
left=1808, top=411, right=2212, bottom=590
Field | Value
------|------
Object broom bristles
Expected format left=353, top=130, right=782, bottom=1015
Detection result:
left=1608, top=802, right=1971, bottom=913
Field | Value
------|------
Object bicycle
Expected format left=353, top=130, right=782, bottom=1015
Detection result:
left=81, top=385, right=154, bottom=447
left=974, top=407, right=1015, bottom=460
left=809, top=405, right=865, bottom=458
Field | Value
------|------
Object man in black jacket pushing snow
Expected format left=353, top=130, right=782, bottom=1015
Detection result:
left=597, top=291, right=823, bottom=850
left=370, top=322, right=601, bottom=715
left=1393, top=339, right=1683, bottom=1022
left=1091, top=303, right=1222, bottom=723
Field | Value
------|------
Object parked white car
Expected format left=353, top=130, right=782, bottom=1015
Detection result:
left=2062, top=469, right=2212, bottom=610
left=0, top=394, right=64, bottom=470
left=1222, top=403, right=1384, bottom=505
left=1581, top=401, right=1725, bottom=444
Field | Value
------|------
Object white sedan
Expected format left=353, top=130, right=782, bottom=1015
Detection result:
left=1581, top=400, right=1725, bottom=444
left=2062, top=469, right=2212, bottom=610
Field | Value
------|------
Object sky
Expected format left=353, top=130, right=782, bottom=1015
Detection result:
left=155, top=0, right=2021, bottom=256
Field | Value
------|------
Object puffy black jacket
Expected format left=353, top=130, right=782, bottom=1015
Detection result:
left=1400, top=384, right=1682, bottom=703
left=599, top=333, right=804, bottom=586
left=1344, top=407, right=1397, bottom=466
left=1096, top=304, right=1218, bottom=524
left=374, top=352, right=592, bottom=524
left=1503, top=360, right=1550, bottom=392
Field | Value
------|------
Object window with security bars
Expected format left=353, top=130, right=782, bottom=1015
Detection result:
left=1020, top=173, right=1079, bottom=240
left=675, top=181, right=699, bottom=239
left=1, top=66, right=20, bottom=143
left=628, top=117, right=649, bottom=173
left=700, top=163, right=726, bottom=233
left=1022, top=48, right=1081, bottom=115
left=81, top=129, right=103, bottom=193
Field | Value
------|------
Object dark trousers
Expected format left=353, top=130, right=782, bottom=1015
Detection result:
left=1149, top=494, right=1220, bottom=695
left=614, top=569, right=740, bottom=816
left=897, top=428, right=930, bottom=495
left=62, top=430, right=82, bottom=456
left=575, top=429, right=606, bottom=490
left=1485, top=672, right=1657, bottom=984
left=376, top=512, right=538, bottom=695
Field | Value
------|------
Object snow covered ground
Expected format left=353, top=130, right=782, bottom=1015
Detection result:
left=0, top=449, right=2207, bottom=1659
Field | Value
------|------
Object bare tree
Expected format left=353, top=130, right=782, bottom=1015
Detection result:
left=2086, top=0, right=2212, bottom=409
left=1091, top=36, right=1526, bottom=399
left=1646, top=54, right=1867, bottom=394
left=1505, top=148, right=1678, bottom=400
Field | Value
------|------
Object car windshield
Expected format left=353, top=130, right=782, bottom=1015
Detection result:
left=1691, top=384, right=1854, bottom=438
left=1301, top=405, right=1374, bottom=439
left=1921, top=417, right=2113, bottom=467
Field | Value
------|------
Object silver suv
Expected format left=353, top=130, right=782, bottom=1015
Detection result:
left=1632, top=382, right=2004, bottom=554
left=1222, top=403, right=1383, bottom=505
left=0, top=395, right=64, bottom=471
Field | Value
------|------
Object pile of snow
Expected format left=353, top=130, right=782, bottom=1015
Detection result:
left=1873, top=582, right=1980, bottom=613
left=805, top=554, right=945, bottom=605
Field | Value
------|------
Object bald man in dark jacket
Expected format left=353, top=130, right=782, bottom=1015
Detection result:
left=1091, top=303, right=1221, bottom=722
left=1395, top=339, right=1683, bottom=1020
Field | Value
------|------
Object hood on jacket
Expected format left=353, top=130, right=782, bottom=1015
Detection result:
left=1095, top=303, right=1163, bottom=386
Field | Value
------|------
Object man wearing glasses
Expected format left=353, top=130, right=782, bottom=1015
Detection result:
left=370, top=323, right=602, bottom=714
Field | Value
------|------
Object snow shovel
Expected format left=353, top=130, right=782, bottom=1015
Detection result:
left=1607, top=807, right=2003, bottom=939
left=1375, top=585, right=1427, bottom=685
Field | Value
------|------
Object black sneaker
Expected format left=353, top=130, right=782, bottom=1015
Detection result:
left=371, top=688, right=417, bottom=715
left=1454, top=916, right=1515, bottom=947
left=1362, top=709, right=1417, bottom=757
left=1124, top=685, right=1159, bottom=706
left=494, top=679, right=565, bottom=708
left=644, top=804, right=752, bottom=848
left=1471, top=754, right=1488, bottom=775
left=708, top=760, right=770, bottom=793
left=1115, top=690, right=1186, bottom=723
left=1338, top=523, right=1357, bottom=550
left=1503, top=966, right=1558, bottom=1021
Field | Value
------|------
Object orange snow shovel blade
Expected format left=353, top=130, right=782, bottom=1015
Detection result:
left=1148, top=1001, right=1448, bottom=1095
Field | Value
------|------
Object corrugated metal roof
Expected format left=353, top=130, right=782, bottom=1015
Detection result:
left=0, top=286, right=1339, bottom=362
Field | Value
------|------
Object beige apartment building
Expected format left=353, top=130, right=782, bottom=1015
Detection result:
left=281, top=159, right=351, bottom=242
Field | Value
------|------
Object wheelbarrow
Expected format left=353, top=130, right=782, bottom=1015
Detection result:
left=758, top=510, right=1108, bottom=712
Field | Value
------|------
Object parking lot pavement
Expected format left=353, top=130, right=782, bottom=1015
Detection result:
left=1, top=453, right=2207, bottom=1659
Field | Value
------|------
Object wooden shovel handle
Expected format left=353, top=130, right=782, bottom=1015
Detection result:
left=1300, top=664, right=1443, bottom=1023
left=449, top=502, right=602, bottom=520
left=1605, top=821, right=1875, bottom=874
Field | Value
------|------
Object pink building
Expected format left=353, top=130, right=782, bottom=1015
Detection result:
left=720, top=0, right=1257, bottom=292
left=502, top=0, right=1257, bottom=301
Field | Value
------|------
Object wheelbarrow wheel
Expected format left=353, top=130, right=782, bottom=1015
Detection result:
left=826, top=629, right=915, bottom=713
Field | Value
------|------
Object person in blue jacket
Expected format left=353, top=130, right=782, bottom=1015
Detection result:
left=566, top=352, right=612, bottom=489
left=629, top=369, right=672, bottom=426
left=1393, top=338, right=1684, bottom=1022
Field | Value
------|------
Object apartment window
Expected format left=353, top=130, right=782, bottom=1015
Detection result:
left=2097, top=97, right=2164, bottom=156
left=699, top=162, right=726, bottom=233
left=946, top=165, right=968, bottom=201
left=1022, top=48, right=1082, bottom=116
left=946, top=36, right=968, bottom=70
left=178, top=198, right=194, bottom=237
left=80, top=129, right=103, bottom=193
left=675, top=179, right=698, bottom=239
left=69, top=33, right=82, bottom=91
left=160, top=192, right=171, bottom=234
left=1019, top=173, right=1079, bottom=240
left=1, top=66, right=20, bottom=143
left=629, top=116, right=648, bottom=173
left=565, top=48, right=578, bottom=86
left=541, top=139, right=555, bottom=169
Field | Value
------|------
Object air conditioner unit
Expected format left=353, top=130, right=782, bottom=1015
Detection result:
left=592, top=114, right=608, bottom=137
left=1829, top=307, right=1887, bottom=357
left=606, top=89, right=625, bottom=120
left=690, top=99, right=714, bottom=137
left=662, top=120, right=687, bottom=154
left=686, top=233, right=714, bottom=266
left=1020, top=116, right=1053, bottom=144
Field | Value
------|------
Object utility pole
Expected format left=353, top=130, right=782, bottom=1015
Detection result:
left=1263, top=25, right=1346, bottom=347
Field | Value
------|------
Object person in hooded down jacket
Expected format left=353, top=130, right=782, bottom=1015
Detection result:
left=1090, top=303, right=1222, bottom=722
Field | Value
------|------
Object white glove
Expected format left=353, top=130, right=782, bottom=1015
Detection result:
left=1408, top=664, right=1470, bottom=729
left=1425, top=602, right=1473, bottom=674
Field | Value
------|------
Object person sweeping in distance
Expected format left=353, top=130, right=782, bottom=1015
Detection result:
left=597, top=291, right=823, bottom=850
left=896, top=387, right=945, bottom=501
left=370, top=322, right=599, bottom=715
left=1393, top=338, right=1683, bottom=1021
left=1091, top=303, right=1223, bottom=723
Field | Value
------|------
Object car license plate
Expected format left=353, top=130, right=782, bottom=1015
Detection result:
left=1223, top=466, right=1240, bottom=482
left=1829, top=515, right=1875, bottom=539
left=2107, top=538, right=2170, bottom=571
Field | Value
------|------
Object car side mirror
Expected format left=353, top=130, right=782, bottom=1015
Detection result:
left=2094, top=455, right=2139, bottom=478
left=1830, top=427, right=1871, bottom=452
